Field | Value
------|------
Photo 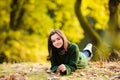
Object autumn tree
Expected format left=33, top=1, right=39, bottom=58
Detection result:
left=107, top=0, right=120, bottom=60
left=75, top=0, right=120, bottom=61
left=0, top=0, right=119, bottom=62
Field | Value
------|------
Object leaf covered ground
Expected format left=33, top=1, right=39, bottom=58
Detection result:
left=0, top=61, right=120, bottom=80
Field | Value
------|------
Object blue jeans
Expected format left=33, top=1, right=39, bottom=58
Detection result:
left=82, top=50, right=90, bottom=59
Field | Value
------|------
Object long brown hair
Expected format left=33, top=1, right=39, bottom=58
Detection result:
left=47, top=29, right=70, bottom=60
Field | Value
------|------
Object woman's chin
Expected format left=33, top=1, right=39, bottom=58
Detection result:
left=56, top=46, right=62, bottom=49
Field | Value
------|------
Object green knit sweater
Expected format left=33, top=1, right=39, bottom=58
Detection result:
left=50, top=43, right=88, bottom=75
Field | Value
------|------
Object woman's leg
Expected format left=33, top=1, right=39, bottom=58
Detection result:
left=82, top=43, right=93, bottom=60
left=82, top=50, right=90, bottom=58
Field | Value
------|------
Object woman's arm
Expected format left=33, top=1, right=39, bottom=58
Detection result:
left=50, top=58, right=58, bottom=73
left=61, top=43, right=79, bottom=75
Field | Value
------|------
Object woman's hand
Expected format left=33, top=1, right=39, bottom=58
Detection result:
left=58, top=64, right=66, bottom=72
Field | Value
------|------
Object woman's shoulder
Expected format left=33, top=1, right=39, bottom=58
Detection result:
left=69, top=42, right=79, bottom=49
left=68, top=42, right=80, bottom=53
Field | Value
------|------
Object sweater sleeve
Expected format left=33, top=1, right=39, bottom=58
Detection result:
left=50, top=58, right=58, bottom=73
left=61, top=43, right=79, bottom=75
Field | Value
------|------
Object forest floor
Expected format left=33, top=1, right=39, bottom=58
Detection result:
left=0, top=61, right=120, bottom=80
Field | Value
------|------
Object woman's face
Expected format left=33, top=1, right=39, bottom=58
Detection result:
left=51, top=33, right=63, bottom=48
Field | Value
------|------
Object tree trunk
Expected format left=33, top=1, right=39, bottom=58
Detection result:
left=74, top=0, right=102, bottom=45
left=107, top=0, right=120, bottom=61
left=10, top=0, right=25, bottom=30
left=74, top=0, right=111, bottom=61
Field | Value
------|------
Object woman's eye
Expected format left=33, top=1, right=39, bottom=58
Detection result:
left=52, top=40, right=55, bottom=43
left=57, top=37, right=61, bottom=40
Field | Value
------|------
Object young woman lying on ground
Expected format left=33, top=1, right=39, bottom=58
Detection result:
left=47, top=29, right=93, bottom=75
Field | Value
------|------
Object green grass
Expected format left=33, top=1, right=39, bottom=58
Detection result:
left=0, top=61, right=120, bottom=80
left=0, top=62, right=50, bottom=80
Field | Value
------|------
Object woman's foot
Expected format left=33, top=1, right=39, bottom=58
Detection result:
left=83, top=43, right=93, bottom=60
